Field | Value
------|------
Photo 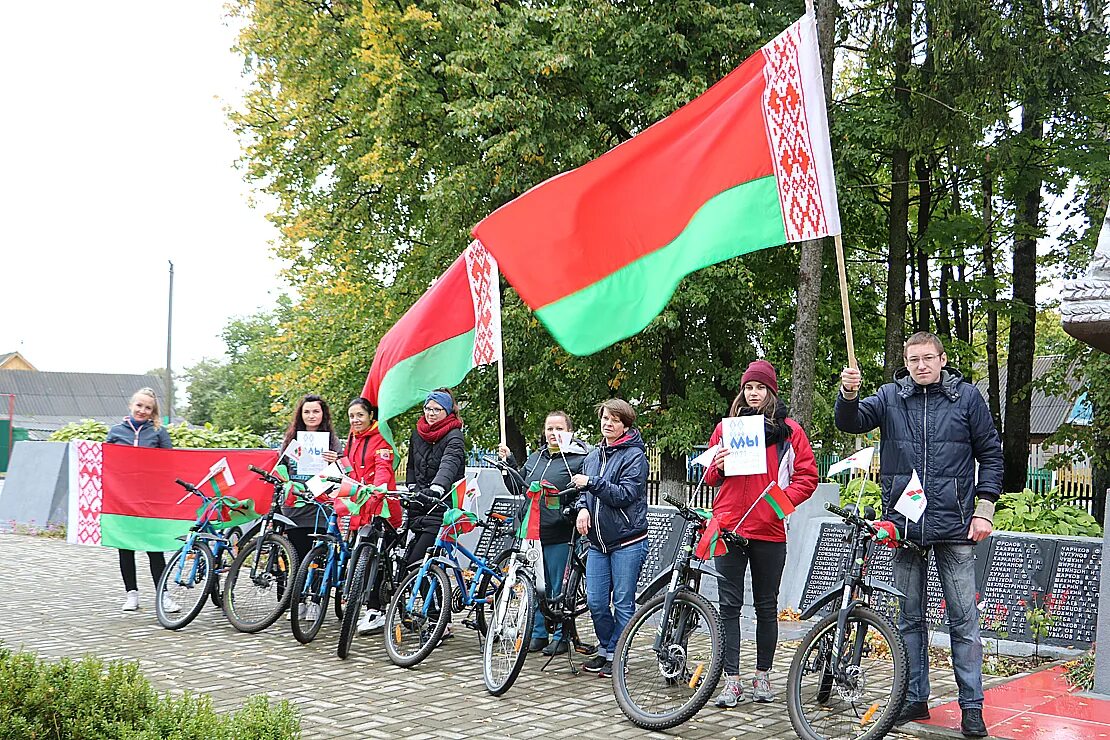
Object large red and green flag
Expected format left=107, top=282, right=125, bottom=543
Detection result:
left=361, top=240, right=502, bottom=448
left=762, top=481, right=797, bottom=520
left=69, top=442, right=277, bottom=551
left=472, top=12, right=840, bottom=355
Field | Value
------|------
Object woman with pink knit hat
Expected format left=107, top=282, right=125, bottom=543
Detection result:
left=702, top=360, right=818, bottom=707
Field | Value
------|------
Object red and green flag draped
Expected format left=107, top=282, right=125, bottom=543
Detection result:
left=333, top=484, right=391, bottom=521
left=361, top=241, right=502, bottom=449
left=762, top=481, right=796, bottom=520
left=472, top=12, right=840, bottom=355
left=198, top=495, right=259, bottom=530
left=77, top=444, right=277, bottom=551
left=694, top=514, right=729, bottom=561
left=440, top=508, right=478, bottom=544
left=517, top=480, right=554, bottom=541
left=274, top=464, right=311, bottom=508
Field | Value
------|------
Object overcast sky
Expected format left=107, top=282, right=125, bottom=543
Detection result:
left=0, top=2, right=285, bottom=376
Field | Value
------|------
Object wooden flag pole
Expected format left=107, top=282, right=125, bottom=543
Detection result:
left=834, top=232, right=858, bottom=369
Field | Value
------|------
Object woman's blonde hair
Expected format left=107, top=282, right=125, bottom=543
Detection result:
left=131, top=387, right=163, bottom=428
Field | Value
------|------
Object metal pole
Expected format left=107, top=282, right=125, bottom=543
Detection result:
left=165, top=260, right=174, bottom=423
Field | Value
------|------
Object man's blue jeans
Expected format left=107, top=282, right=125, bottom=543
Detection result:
left=531, top=542, right=570, bottom=641
left=892, top=543, right=984, bottom=709
left=585, top=539, right=648, bottom=659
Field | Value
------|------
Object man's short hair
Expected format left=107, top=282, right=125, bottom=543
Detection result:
left=904, top=331, right=945, bottom=356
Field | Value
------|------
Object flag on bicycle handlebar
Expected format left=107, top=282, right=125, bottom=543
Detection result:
left=440, top=508, right=478, bottom=544
left=448, top=477, right=468, bottom=510
left=694, top=515, right=729, bottom=560
left=362, top=240, right=502, bottom=450
left=517, top=481, right=545, bottom=540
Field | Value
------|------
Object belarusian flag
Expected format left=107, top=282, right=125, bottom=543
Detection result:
left=517, top=481, right=544, bottom=541
left=440, top=508, right=478, bottom=544
left=694, top=515, right=729, bottom=560
left=761, top=481, right=796, bottom=520
left=472, top=12, right=839, bottom=355
left=447, top=478, right=468, bottom=510
left=362, top=240, right=502, bottom=448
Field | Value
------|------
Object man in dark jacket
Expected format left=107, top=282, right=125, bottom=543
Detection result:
left=836, top=332, right=1003, bottom=738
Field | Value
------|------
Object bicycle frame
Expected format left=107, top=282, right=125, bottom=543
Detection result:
left=404, top=524, right=506, bottom=618
left=300, top=503, right=352, bottom=599
left=168, top=483, right=236, bottom=588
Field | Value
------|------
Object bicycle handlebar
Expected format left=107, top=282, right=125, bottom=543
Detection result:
left=174, top=478, right=197, bottom=492
left=824, top=502, right=925, bottom=555
left=662, top=493, right=749, bottom=547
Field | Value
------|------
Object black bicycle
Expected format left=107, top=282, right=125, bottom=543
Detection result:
left=221, top=464, right=301, bottom=633
left=786, top=502, right=920, bottom=740
left=612, top=493, right=746, bottom=730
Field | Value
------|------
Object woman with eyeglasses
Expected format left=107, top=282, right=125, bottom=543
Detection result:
left=402, top=388, right=466, bottom=571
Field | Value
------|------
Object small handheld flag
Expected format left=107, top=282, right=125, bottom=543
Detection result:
left=893, top=470, right=927, bottom=523
left=826, top=447, right=876, bottom=478
left=761, top=481, right=796, bottom=520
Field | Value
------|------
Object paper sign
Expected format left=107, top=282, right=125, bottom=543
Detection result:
left=296, top=431, right=330, bottom=476
left=894, top=470, right=928, bottom=523
left=554, top=431, right=574, bottom=454
left=827, top=447, right=876, bottom=478
left=690, top=443, right=723, bottom=469
left=722, top=416, right=767, bottom=476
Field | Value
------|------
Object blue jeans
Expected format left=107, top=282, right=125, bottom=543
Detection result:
left=585, top=539, right=648, bottom=659
left=531, top=542, right=570, bottom=641
left=893, top=543, right=984, bottom=708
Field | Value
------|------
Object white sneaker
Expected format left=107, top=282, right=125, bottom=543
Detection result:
left=122, top=591, right=140, bottom=611
left=357, top=609, right=385, bottom=635
left=162, top=595, right=181, bottom=614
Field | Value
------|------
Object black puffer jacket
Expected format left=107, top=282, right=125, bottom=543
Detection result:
left=834, top=368, right=1004, bottom=545
left=507, top=438, right=591, bottom=544
left=405, top=426, right=466, bottom=531
left=576, top=429, right=649, bottom=553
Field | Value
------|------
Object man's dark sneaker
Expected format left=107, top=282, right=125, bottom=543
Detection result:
left=597, top=660, right=614, bottom=678
left=528, top=637, right=549, bottom=652
left=895, top=701, right=931, bottom=725
left=961, top=708, right=988, bottom=738
left=582, top=655, right=607, bottom=673
left=542, top=640, right=569, bottom=656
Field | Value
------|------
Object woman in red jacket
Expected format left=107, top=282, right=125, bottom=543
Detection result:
left=704, top=360, right=818, bottom=707
left=343, top=397, right=401, bottom=634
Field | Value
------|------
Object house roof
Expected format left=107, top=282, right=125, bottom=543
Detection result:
left=0, top=370, right=176, bottom=433
left=971, top=355, right=1082, bottom=437
left=0, top=352, right=36, bottom=371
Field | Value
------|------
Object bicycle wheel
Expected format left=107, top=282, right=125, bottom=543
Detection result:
left=482, top=568, right=534, bottom=695
left=787, top=604, right=909, bottom=740
left=383, top=564, right=450, bottom=668
left=473, top=548, right=513, bottom=636
left=291, top=543, right=333, bottom=644
left=337, top=546, right=374, bottom=659
left=209, top=527, right=241, bottom=609
left=613, top=589, right=724, bottom=731
left=156, top=541, right=215, bottom=630
left=222, top=531, right=298, bottom=633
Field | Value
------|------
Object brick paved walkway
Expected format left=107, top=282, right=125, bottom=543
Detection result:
left=0, top=535, right=980, bottom=739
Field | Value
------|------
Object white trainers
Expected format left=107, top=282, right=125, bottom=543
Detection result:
left=357, top=609, right=385, bottom=635
left=122, top=591, right=140, bottom=611
left=715, top=675, right=744, bottom=707
left=162, top=595, right=181, bottom=614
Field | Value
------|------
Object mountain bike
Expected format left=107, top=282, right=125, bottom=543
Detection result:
left=786, top=502, right=920, bottom=740
left=612, top=493, right=746, bottom=731
left=287, top=484, right=354, bottom=644
left=383, top=496, right=516, bottom=669
left=221, top=464, right=301, bottom=633
left=336, top=492, right=408, bottom=659
left=154, top=478, right=243, bottom=629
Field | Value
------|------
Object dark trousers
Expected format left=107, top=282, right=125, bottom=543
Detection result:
left=286, top=527, right=315, bottom=562
left=119, top=549, right=166, bottom=592
left=716, top=539, right=787, bottom=674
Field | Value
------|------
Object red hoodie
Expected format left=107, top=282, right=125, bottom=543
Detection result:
left=702, top=417, right=818, bottom=542
left=345, top=423, right=402, bottom=530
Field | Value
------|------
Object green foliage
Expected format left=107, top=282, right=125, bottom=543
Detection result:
left=165, top=424, right=265, bottom=450
left=0, top=646, right=299, bottom=739
left=49, top=420, right=109, bottom=442
left=838, top=477, right=883, bottom=517
left=993, top=487, right=1102, bottom=537
left=1065, top=650, right=1095, bottom=692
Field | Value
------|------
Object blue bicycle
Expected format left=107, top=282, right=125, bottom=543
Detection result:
left=288, top=482, right=353, bottom=644
left=155, top=478, right=248, bottom=630
left=383, top=495, right=516, bottom=668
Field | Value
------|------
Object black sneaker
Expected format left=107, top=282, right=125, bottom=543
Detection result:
left=961, top=707, right=988, bottom=738
left=597, top=660, right=614, bottom=678
left=582, top=655, right=607, bottom=673
left=528, top=637, right=549, bottom=652
left=895, top=701, right=930, bottom=725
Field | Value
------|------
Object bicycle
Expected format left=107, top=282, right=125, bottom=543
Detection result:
left=383, top=496, right=516, bottom=669
left=785, top=502, right=920, bottom=740
left=154, top=477, right=251, bottom=630
left=611, top=493, right=746, bottom=731
left=336, top=489, right=409, bottom=659
left=479, top=460, right=592, bottom=695
left=221, top=464, right=301, bottom=633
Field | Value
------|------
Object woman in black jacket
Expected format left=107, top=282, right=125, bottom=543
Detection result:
left=497, top=410, right=590, bottom=655
left=403, top=387, right=466, bottom=569
left=277, top=395, right=342, bottom=561
left=105, top=387, right=173, bottom=613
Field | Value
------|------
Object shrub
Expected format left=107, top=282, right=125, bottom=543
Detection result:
left=839, top=477, right=883, bottom=517
left=48, top=421, right=264, bottom=449
left=993, top=487, right=1102, bottom=537
left=48, top=420, right=109, bottom=442
left=0, top=646, right=299, bottom=739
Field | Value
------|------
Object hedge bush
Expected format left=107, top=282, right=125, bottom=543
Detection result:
left=0, top=647, right=299, bottom=740
left=48, top=421, right=264, bottom=449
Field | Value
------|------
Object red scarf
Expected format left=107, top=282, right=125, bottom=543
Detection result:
left=416, top=414, right=463, bottom=444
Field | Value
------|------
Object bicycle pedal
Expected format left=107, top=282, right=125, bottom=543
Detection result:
left=462, top=618, right=479, bottom=631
